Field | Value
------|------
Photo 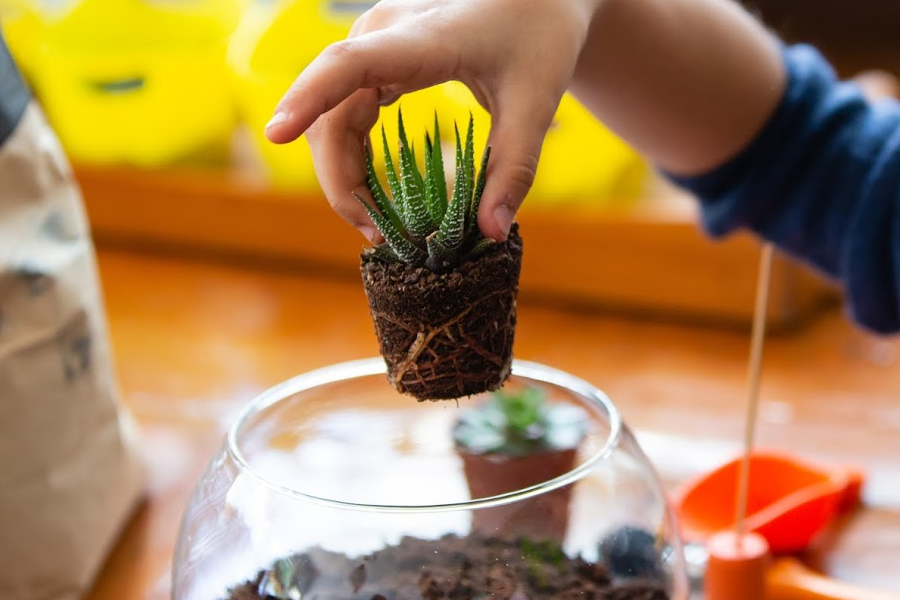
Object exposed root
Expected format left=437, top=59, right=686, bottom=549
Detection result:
left=369, top=289, right=512, bottom=398
left=360, top=223, right=523, bottom=400
left=391, top=304, right=475, bottom=383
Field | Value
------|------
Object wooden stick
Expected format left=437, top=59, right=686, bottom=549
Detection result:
left=734, top=242, right=775, bottom=542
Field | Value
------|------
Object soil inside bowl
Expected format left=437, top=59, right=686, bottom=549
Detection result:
left=226, top=534, right=669, bottom=600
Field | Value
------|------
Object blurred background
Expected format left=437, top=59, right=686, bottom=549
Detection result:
left=0, top=0, right=895, bottom=327
left=5, top=4, right=900, bottom=599
left=0, top=0, right=646, bottom=198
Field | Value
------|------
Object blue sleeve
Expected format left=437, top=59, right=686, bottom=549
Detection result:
left=668, top=44, right=900, bottom=334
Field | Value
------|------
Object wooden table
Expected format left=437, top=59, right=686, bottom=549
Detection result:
left=84, top=245, right=900, bottom=600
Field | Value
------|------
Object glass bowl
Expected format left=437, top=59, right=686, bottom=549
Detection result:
left=173, top=358, right=688, bottom=600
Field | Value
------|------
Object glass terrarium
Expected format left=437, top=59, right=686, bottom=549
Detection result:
left=173, top=359, right=689, bottom=600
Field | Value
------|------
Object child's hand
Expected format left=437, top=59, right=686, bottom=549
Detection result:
left=264, top=0, right=601, bottom=242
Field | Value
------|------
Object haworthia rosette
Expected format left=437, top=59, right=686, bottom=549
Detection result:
left=361, top=110, right=492, bottom=270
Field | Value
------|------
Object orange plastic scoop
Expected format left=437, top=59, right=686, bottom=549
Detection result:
left=767, top=557, right=900, bottom=600
left=674, top=450, right=864, bottom=554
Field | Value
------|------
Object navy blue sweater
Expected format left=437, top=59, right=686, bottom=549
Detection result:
left=671, top=44, right=900, bottom=334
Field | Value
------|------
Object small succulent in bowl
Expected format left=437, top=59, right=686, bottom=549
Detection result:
left=453, top=386, right=586, bottom=456
left=453, top=386, right=587, bottom=542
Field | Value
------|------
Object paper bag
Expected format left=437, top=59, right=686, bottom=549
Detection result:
left=0, top=103, right=145, bottom=600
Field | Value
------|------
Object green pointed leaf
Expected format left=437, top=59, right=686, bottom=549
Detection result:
left=432, top=113, right=449, bottom=202
left=453, top=120, right=464, bottom=184
left=468, top=236, right=496, bottom=258
left=463, top=114, right=475, bottom=191
left=427, top=114, right=449, bottom=225
left=461, top=114, right=475, bottom=233
left=466, top=146, right=491, bottom=239
left=364, top=145, right=406, bottom=237
left=397, top=110, right=432, bottom=239
left=369, top=244, right=402, bottom=263
left=353, top=192, right=426, bottom=264
left=381, top=125, right=404, bottom=221
left=436, top=123, right=467, bottom=249
left=422, top=132, right=443, bottom=227
left=397, top=110, right=426, bottom=196
left=437, top=164, right=466, bottom=248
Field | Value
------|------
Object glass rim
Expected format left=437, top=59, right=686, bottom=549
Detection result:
left=227, top=358, right=622, bottom=513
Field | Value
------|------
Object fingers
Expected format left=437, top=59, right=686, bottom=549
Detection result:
left=305, top=88, right=383, bottom=242
left=477, top=88, right=561, bottom=241
left=265, top=30, right=455, bottom=145
left=852, top=69, right=900, bottom=102
left=262, top=0, right=571, bottom=244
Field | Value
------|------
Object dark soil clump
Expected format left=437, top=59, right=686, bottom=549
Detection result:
left=360, top=224, right=523, bottom=401
left=224, top=534, right=669, bottom=600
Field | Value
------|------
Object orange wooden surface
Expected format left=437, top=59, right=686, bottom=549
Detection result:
left=84, top=245, right=900, bottom=600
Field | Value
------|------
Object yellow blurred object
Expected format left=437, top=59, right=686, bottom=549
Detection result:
left=377, top=82, right=490, bottom=186
left=24, top=0, right=244, bottom=167
left=530, top=94, right=648, bottom=206
left=441, top=84, right=647, bottom=207
left=229, top=0, right=646, bottom=203
left=0, top=0, right=40, bottom=79
left=229, top=0, right=474, bottom=190
left=229, top=0, right=365, bottom=190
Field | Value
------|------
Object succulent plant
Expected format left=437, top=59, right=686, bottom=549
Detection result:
left=453, top=387, right=586, bottom=456
left=354, top=110, right=492, bottom=273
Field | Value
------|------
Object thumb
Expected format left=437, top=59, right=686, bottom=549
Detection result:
left=476, top=91, right=560, bottom=241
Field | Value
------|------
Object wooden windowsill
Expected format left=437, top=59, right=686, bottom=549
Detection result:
left=75, top=162, right=838, bottom=331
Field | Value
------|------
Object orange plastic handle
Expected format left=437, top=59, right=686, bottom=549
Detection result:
left=767, top=557, right=900, bottom=600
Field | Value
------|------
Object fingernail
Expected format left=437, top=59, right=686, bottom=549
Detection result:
left=360, top=225, right=378, bottom=243
left=265, top=111, right=289, bottom=131
left=493, top=205, right=513, bottom=238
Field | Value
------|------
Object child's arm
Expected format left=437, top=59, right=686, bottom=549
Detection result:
left=264, top=0, right=785, bottom=241
left=671, top=44, right=900, bottom=333
left=266, top=0, right=900, bottom=333
left=571, top=0, right=785, bottom=177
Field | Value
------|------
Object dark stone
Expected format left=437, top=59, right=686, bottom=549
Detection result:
left=600, top=526, right=664, bottom=580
